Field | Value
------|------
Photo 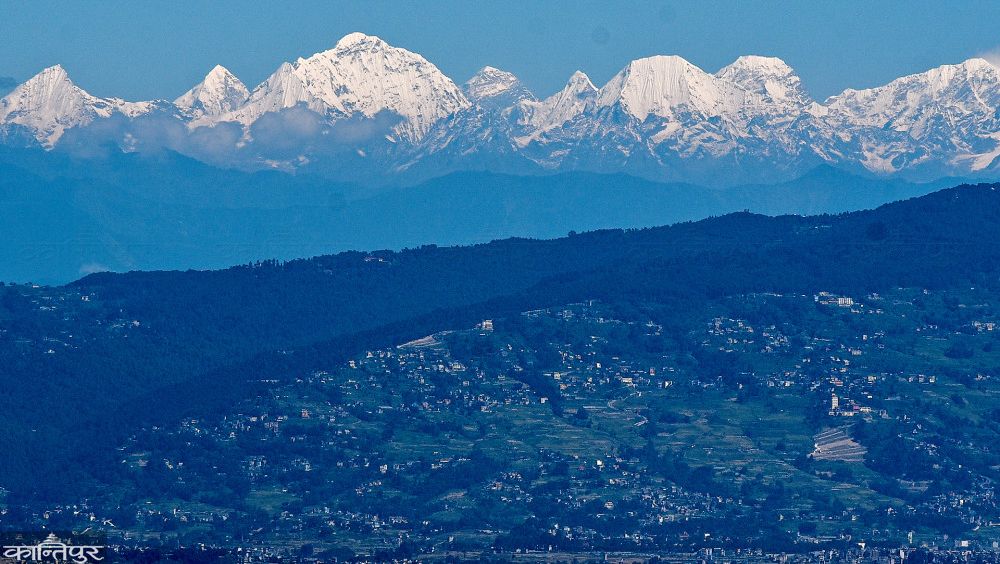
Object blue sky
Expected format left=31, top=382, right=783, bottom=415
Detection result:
left=3, top=0, right=1000, bottom=101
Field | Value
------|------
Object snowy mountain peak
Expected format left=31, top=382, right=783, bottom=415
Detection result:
left=822, top=58, right=1000, bottom=173
left=1, top=65, right=163, bottom=146
left=1, top=65, right=106, bottom=146
left=224, top=32, right=469, bottom=140
left=10, top=64, right=75, bottom=97
left=174, top=65, right=249, bottom=118
left=827, top=57, right=1000, bottom=122
left=597, top=55, right=744, bottom=119
left=562, top=71, right=597, bottom=97
left=919, top=58, right=998, bottom=91
left=718, top=55, right=794, bottom=78
left=960, top=57, right=997, bottom=73
left=33, top=64, right=69, bottom=82
left=463, top=66, right=535, bottom=109
left=716, top=55, right=811, bottom=109
left=465, top=67, right=519, bottom=99
left=226, top=62, right=318, bottom=126
left=202, top=64, right=242, bottom=88
left=832, top=58, right=999, bottom=102
left=334, top=31, right=386, bottom=50
left=516, top=70, right=598, bottom=137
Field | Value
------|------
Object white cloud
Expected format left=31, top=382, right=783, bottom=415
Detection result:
left=977, top=46, right=1000, bottom=68
left=79, top=262, right=110, bottom=276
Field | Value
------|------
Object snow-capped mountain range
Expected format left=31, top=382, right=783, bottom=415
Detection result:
left=0, top=64, right=168, bottom=147
left=3, top=32, right=1000, bottom=184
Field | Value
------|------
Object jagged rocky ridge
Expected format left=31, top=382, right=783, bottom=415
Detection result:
left=4, top=33, right=1000, bottom=183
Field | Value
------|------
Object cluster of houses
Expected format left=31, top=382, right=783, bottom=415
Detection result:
left=9, top=288, right=1000, bottom=559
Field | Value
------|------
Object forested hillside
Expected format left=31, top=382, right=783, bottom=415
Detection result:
left=2, top=183, right=1000, bottom=505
